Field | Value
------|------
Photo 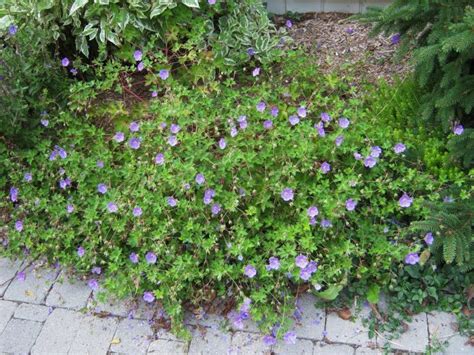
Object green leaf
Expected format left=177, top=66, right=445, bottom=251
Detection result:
left=367, top=284, right=380, bottom=304
left=69, top=0, right=89, bottom=15
left=181, top=0, right=199, bottom=8
left=317, top=285, right=343, bottom=301
left=150, top=5, right=168, bottom=18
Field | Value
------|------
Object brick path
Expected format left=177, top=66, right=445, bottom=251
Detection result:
left=0, top=257, right=471, bottom=354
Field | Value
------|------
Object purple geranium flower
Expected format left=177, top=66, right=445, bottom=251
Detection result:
left=284, top=331, right=297, bottom=345
left=399, top=193, right=413, bottom=208
left=211, top=203, right=221, bottom=216
left=159, top=69, right=169, bottom=80
left=307, top=206, right=319, bottom=218
left=424, top=232, right=434, bottom=246
left=61, top=57, right=70, bottom=67
left=170, top=123, right=181, bottom=134
left=364, top=156, right=377, bottom=168
left=10, top=187, right=18, bottom=202
left=263, top=335, right=277, bottom=346
left=129, top=121, right=139, bottom=132
left=295, top=255, right=308, bottom=269
left=321, top=112, right=331, bottom=122
left=96, top=160, right=104, bottom=168
left=405, top=253, right=419, bottom=265
left=267, top=257, right=280, bottom=270
left=77, top=246, right=85, bottom=257
left=145, top=252, right=157, bottom=264
left=394, top=143, right=406, bottom=154
left=354, top=152, right=362, bottom=160
left=263, top=120, right=273, bottom=129
left=196, top=173, right=205, bottom=185
left=289, top=115, right=300, bottom=126
left=335, top=135, right=344, bottom=147
left=244, top=264, right=257, bottom=278
left=256, top=101, right=266, bottom=113
left=230, top=126, right=238, bottom=137
left=271, top=106, right=279, bottom=117
left=143, top=291, right=155, bottom=303
left=345, top=198, right=357, bottom=211
left=345, top=27, right=354, bottom=35
left=67, top=204, right=74, bottom=214
left=59, top=178, right=71, bottom=190
left=8, top=24, right=18, bottom=35
left=168, top=135, right=178, bottom=147
left=237, top=115, right=247, bottom=130
left=167, top=196, right=177, bottom=207
left=370, top=146, right=382, bottom=158
left=133, top=50, right=142, bottom=61
left=218, top=138, right=226, bottom=150
left=285, top=20, right=293, bottom=28
left=70, top=68, right=78, bottom=75
left=107, top=202, right=118, bottom=213
left=155, top=153, right=165, bottom=165
left=281, top=188, right=294, bottom=202
left=453, top=124, right=464, bottom=135
left=137, top=62, right=144, bottom=71
left=133, top=207, right=142, bottom=217
left=204, top=189, right=215, bottom=205
left=252, top=67, right=261, bottom=77
left=321, top=219, right=332, bottom=228
left=391, top=33, right=401, bottom=45
left=151, top=91, right=158, bottom=97
left=129, top=137, right=141, bottom=149
left=15, top=220, right=23, bottom=232
left=247, top=48, right=255, bottom=56
left=297, top=106, right=307, bottom=118
left=17, top=271, right=26, bottom=281
left=92, top=266, right=102, bottom=274
left=97, top=183, right=107, bottom=194
left=88, top=279, right=99, bottom=291
left=129, top=252, right=139, bottom=264
left=315, top=122, right=326, bottom=137
left=41, top=119, right=49, bottom=127
left=24, top=172, right=32, bottom=182
left=320, top=162, right=331, bottom=174
left=338, top=117, right=350, bottom=129
left=114, top=132, right=125, bottom=142
left=208, top=0, right=216, bottom=4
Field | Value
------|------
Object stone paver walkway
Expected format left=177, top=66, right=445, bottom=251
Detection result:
left=0, top=257, right=471, bottom=354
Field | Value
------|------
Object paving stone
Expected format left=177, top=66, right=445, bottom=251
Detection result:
left=293, top=293, right=326, bottom=340
left=45, top=272, right=91, bottom=310
left=230, top=332, right=270, bottom=355
left=188, top=327, right=232, bottom=355
left=379, top=313, right=429, bottom=353
left=442, top=334, right=473, bottom=354
left=314, top=342, right=355, bottom=354
left=0, top=258, right=23, bottom=297
left=147, top=338, right=188, bottom=354
left=427, top=311, right=458, bottom=342
left=0, top=318, right=43, bottom=354
left=89, top=292, right=131, bottom=317
left=109, top=318, right=154, bottom=354
left=273, top=338, right=314, bottom=354
left=355, top=347, right=383, bottom=354
left=14, top=303, right=50, bottom=322
left=0, top=300, right=17, bottom=334
left=185, top=311, right=225, bottom=329
left=3, top=265, right=59, bottom=304
left=69, top=314, right=119, bottom=354
left=325, top=304, right=375, bottom=347
left=31, top=308, right=83, bottom=354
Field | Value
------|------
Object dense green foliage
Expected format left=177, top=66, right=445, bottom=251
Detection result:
left=360, top=1, right=474, bottom=167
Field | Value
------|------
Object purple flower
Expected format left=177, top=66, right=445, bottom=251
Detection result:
left=295, top=255, right=308, bottom=269
left=168, top=135, right=178, bottom=147
left=289, top=115, right=300, bottom=126
left=208, top=0, right=216, bottom=4
left=129, top=252, right=139, bottom=264
left=129, top=121, right=139, bottom=132
left=183, top=183, right=191, bottom=190
left=399, top=193, right=413, bottom=208
left=137, top=62, right=144, bottom=71
left=263, top=335, right=277, bottom=346
left=61, top=57, right=70, bottom=67
left=151, top=91, right=158, bottom=97
left=170, top=123, right=181, bottom=134
left=143, top=291, right=155, bottom=303
left=271, top=106, right=279, bottom=117
left=284, top=331, right=297, bottom=345
left=133, top=207, right=143, bottom=217
left=70, top=68, right=78, bottom=75
left=211, top=203, right=221, bottom=216
left=263, top=120, right=273, bottom=130
left=155, top=153, right=165, bottom=165
left=285, top=19, right=293, bottom=28
left=204, top=189, right=215, bottom=205
left=129, top=137, right=141, bottom=149
left=267, top=257, right=280, bottom=270
left=40, top=119, right=49, bottom=127
left=424, top=232, right=434, bottom=246
left=145, top=252, right=157, bottom=264
left=297, top=106, right=307, bottom=118
left=307, top=206, right=319, bottom=218
left=218, top=138, right=226, bottom=150
left=15, top=220, right=23, bottom=232
left=88, top=279, right=99, bottom=291
left=24, top=172, right=32, bottom=182
left=309, top=217, right=317, bottom=226
left=159, top=69, right=169, bottom=80
left=167, top=196, right=177, bottom=207
left=230, top=126, right=238, bottom=137
left=97, top=183, right=107, bottom=194
left=306, top=261, right=318, bottom=273
left=114, top=132, right=125, bottom=142
left=394, top=143, right=406, bottom=154
left=453, top=124, right=464, bottom=135
left=256, top=101, right=266, bottom=113
left=244, top=265, right=257, bottom=278
left=444, top=196, right=454, bottom=203
left=17, top=271, right=25, bottom=281
left=67, top=204, right=74, bottom=214
left=96, top=160, right=104, bottom=168
left=107, top=202, right=118, bottom=213
left=133, top=50, right=142, bottom=62
left=59, top=178, right=71, bottom=190
left=247, top=48, right=255, bottom=56
left=405, top=253, right=419, bottom=265
left=320, top=162, right=331, bottom=174
left=364, top=156, right=377, bottom=168
left=8, top=24, right=18, bottom=35
left=391, top=33, right=401, bottom=45
left=195, top=173, right=205, bottom=185
left=322, top=330, right=328, bottom=337
left=92, top=266, right=102, bottom=274
left=77, top=246, right=85, bottom=257
left=354, top=152, right=362, bottom=160
left=237, top=115, right=247, bottom=130
left=252, top=67, right=261, bottom=77
left=370, top=146, right=382, bottom=158
left=345, top=27, right=354, bottom=35
left=345, top=198, right=357, bottom=211
left=338, top=117, right=350, bottom=129
left=321, top=219, right=332, bottom=228
left=281, top=188, right=294, bottom=202
left=335, top=135, right=344, bottom=147
left=320, top=112, right=331, bottom=122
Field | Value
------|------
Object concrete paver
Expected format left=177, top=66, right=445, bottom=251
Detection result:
left=45, top=272, right=91, bottom=310
left=14, top=303, right=51, bottom=322
left=0, top=318, right=43, bottom=354
left=109, top=318, right=154, bottom=354
left=0, top=300, right=17, bottom=334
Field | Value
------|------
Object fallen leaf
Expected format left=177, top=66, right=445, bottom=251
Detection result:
left=337, top=308, right=352, bottom=320
left=110, top=338, right=121, bottom=345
